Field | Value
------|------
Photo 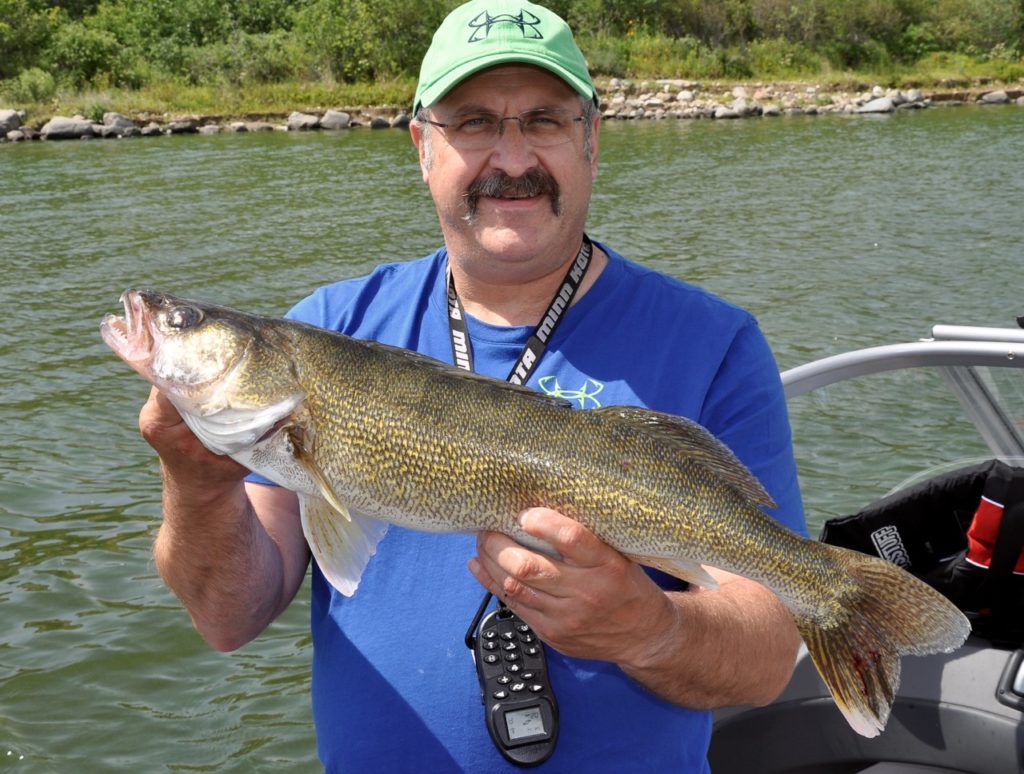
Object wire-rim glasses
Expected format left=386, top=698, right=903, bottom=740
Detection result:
left=421, top=108, right=585, bottom=151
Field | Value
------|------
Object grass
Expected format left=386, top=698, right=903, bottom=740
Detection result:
left=4, top=55, right=1019, bottom=126
left=11, top=76, right=420, bottom=124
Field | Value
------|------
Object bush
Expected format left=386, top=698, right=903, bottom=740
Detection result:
left=932, top=0, right=1023, bottom=52
left=747, top=37, right=822, bottom=77
left=0, top=0, right=61, bottom=79
left=294, top=0, right=450, bottom=83
left=0, top=66, right=56, bottom=103
left=46, top=20, right=120, bottom=87
left=898, top=23, right=941, bottom=62
left=183, top=31, right=297, bottom=86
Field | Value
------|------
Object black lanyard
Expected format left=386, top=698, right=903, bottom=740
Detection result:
left=446, top=235, right=593, bottom=385
left=449, top=242, right=592, bottom=768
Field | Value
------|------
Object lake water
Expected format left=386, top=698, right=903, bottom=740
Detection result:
left=1, top=104, right=1022, bottom=771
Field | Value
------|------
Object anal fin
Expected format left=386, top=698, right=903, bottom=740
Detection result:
left=627, top=554, right=720, bottom=589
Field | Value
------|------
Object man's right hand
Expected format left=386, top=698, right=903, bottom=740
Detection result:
left=140, top=385, right=309, bottom=651
left=139, top=386, right=249, bottom=498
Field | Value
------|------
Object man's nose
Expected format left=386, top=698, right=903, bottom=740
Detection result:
left=487, top=119, right=538, bottom=177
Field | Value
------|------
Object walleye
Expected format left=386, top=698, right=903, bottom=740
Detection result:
left=101, top=289, right=970, bottom=738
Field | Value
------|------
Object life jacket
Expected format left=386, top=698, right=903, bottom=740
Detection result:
left=821, top=459, right=1024, bottom=645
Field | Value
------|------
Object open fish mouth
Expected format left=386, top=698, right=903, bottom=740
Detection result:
left=100, top=290, right=155, bottom=365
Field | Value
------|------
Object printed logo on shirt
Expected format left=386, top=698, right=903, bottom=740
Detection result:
left=537, top=375, right=604, bottom=409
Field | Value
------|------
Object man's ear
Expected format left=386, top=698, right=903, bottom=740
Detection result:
left=409, top=121, right=430, bottom=183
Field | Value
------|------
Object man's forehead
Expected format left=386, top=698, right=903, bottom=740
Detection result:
left=436, top=64, right=579, bottom=110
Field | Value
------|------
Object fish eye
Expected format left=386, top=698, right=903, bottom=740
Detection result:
left=166, top=305, right=203, bottom=330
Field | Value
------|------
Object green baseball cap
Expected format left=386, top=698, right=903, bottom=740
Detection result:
left=414, top=0, right=598, bottom=112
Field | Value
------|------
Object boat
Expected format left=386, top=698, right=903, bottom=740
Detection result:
left=709, top=322, right=1024, bottom=774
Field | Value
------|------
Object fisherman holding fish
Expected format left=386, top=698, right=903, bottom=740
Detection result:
left=115, top=0, right=967, bottom=770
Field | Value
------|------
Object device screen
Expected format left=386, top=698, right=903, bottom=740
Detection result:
left=505, top=706, right=545, bottom=741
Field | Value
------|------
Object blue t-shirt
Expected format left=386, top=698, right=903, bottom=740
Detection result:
left=252, top=242, right=806, bottom=772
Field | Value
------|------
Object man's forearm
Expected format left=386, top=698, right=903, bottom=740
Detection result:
left=153, top=471, right=288, bottom=652
left=620, top=575, right=800, bottom=709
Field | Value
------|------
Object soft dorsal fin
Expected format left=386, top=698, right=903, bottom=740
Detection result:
left=598, top=406, right=776, bottom=509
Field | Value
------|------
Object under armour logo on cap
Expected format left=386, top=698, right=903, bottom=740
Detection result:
left=467, top=9, right=543, bottom=42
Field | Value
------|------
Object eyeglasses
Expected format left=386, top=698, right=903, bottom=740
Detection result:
left=421, top=108, right=585, bottom=151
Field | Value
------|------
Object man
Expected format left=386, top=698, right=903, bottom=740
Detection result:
left=141, top=1, right=807, bottom=770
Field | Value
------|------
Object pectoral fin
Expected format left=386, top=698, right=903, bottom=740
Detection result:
left=299, top=494, right=389, bottom=597
left=286, top=424, right=351, bottom=522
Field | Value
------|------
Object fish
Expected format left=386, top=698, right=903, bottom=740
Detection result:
left=101, top=288, right=970, bottom=738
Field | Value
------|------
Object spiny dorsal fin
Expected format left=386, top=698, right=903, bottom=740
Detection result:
left=357, top=338, right=574, bottom=410
left=599, top=406, right=776, bottom=509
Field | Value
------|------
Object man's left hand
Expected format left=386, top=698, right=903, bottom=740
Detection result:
left=468, top=507, right=681, bottom=667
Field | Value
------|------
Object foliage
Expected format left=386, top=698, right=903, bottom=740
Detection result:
left=0, top=0, right=1021, bottom=106
left=183, top=31, right=299, bottom=86
left=0, top=0, right=60, bottom=79
left=48, top=20, right=121, bottom=87
left=292, top=0, right=452, bottom=82
left=0, top=66, right=56, bottom=102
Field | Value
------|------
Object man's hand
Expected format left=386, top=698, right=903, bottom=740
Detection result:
left=469, top=507, right=800, bottom=709
left=468, top=507, right=681, bottom=667
left=139, top=386, right=249, bottom=498
left=140, top=385, right=308, bottom=651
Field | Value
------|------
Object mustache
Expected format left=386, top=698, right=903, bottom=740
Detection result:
left=462, top=169, right=562, bottom=222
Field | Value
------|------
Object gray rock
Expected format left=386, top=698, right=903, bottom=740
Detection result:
left=369, top=116, right=391, bottom=129
left=248, top=122, right=277, bottom=132
left=6, top=129, right=25, bottom=142
left=287, top=111, right=320, bottom=130
left=230, top=122, right=248, bottom=132
left=761, top=104, right=781, bottom=117
left=40, top=116, right=96, bottom=140
left=857, top=97, right=895, bottom=114
left=979, top=90, right=1009, bottom=104
left=140, top=122, right=163, bottom=137
left=905, top=88, right=923, bottom=103
left=103, top=112, right=136, bottom=133
left=391, top=113, right=411, bottom=129
left=0, top=108, right=23, bottom=134
left=198, top=124, right=222, bottom=134
left=714, top=106, right=740, bottom=119
left=320, top=109, right=351, bottom=130
left=166, top=120, right=198, bottom=134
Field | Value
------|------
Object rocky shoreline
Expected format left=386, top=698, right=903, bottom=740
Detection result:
left=2, top=79, right=1022, bottom=142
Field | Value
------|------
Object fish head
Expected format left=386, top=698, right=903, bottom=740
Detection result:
left=101, top=289, right=305, bottom=453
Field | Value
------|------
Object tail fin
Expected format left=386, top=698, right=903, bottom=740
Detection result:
left=796, top=547, right=971, bottom=737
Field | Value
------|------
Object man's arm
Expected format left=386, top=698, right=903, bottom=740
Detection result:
left=141, top=387, right=310, bottom=652
left=470, top=508, right=800, bottom=708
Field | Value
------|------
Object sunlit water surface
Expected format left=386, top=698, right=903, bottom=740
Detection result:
left=1, top=105, right=1021, bottom=770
